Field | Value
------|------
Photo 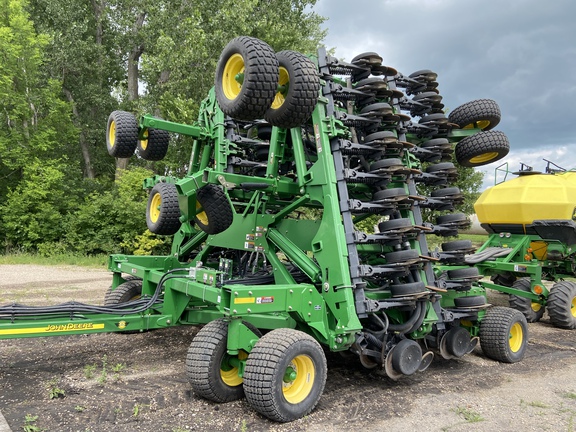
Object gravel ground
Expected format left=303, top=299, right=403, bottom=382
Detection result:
left=1, top=264, right=576, bottom=432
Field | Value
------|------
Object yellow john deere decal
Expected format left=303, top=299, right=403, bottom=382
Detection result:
left=0, top=323, right=105, bottom=335
left=234, top=297, right=256, bottom=304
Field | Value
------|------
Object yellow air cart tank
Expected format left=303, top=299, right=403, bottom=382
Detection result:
left=474, top=171, right=576, bottom=233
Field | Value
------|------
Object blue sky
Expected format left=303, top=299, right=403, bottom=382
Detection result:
left=313, top=0, right=576, bottom=189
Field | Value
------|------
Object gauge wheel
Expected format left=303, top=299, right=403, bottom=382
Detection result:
left=146, top=182, right=181, bottom=235
left=265, top=50, right=320, bottom=128
left=448, top=98, right=501, bottom=131
left=194, top=184, right=234, bottom=235
left=106, top=111, right=138, bottom=158
left=138, top=128, right=170, bottom=161
left=454, top=130, right=510, bottom=167
left=215, top=36, right=279, bottom=120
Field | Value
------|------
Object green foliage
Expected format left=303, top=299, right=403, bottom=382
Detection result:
left=418, top=161, right=484, bottom=224
left=22, top=414, right=41, bottom=432
left=64, top=168, right=152, bottom=255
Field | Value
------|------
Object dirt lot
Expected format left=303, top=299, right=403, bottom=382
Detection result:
left=1, top=264, right=576, bottom=432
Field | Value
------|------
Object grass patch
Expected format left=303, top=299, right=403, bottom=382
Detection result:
left=454, top=406, right=484, bottom=423
left=0, top=253, right=108, bottom=268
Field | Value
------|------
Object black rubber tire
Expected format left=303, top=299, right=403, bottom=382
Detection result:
left=187, top=319, right=257, bottom=403
left=390, top=281, right=427, bottom=297
left=454, top=295, right=486, bottom=308
left=480, top=306, right=528, bottom=363
left=146, top=182, right=181, bottom=235
left=441, top=240, right=473, bottom=251
left=215, top=36, right=279, bottom=120
left=243, top=328, right=327, bottom=422
left=106, top=111, right=138, bottom=158
left=194, top=184, right=234, bottom=235
left=421, top=137, right=449, bottom=147
left=455, top=130, right=510, bottom=167
left=431, top=187, right=461, bottom=197
left=137, top=128, right=170, bottom=161
left=437, top=213, right=467, bottom=224
left=447, top=267, right=479, bottom=279
left=364, top=130, right=397, bottom=143
left=378, top=218, right=413, bottom=232
left=547, top=281, right=576, bottom=329
left=426, top=162, right=455, bottom=173
left=385, top=249, right=419, bottom=264
left=372, top=188, right=408, bottom=202
left=104, top=275, right=141, bottom=304
left=265, top=50, right=319, bottom=128
left=369, top=158, right=403, bottom=171
left=104, top=279, right=142, bottom=305
left=448, top=99, right=501, bottom=131
left=508, top=278, right=545, bottom=323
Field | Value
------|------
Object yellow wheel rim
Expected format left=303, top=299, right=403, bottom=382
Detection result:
left=149, top=192, right=162, bottom=223
left=571, top=296, right=576, bottom=318
left=140, top=129, right=149, bottom=150
left=509, top=322, right=523, bottom=353
left=282, top=354, right=315, bottom=404
left=463, top=120, right=491, bottom=130
left=469, top=151, right=499, bottom=164
left=222, top=53, right=245, bottom=101
left=531, top=302, right=542, bottom=313
left=195, top=201, right=209, bottom=226
left=270, top=66, right=290, bottom=110
left=108, top=120, right=116, bottom=147
left=220, top=351, right=247, bottom=387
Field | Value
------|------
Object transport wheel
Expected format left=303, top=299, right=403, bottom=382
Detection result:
left=215, top=36, right=279, bottom=120
left=104, top=279, right=143, bottom=305
left=508, top=278, right=545, bottom=323
left=265, top=50, right=320, bottom=128
left=243, top=328, right=327, bottom=422
left=448, top=99, right=501, bottom=131
left=480, top=306, right=528, bottom=363
left=104, top=275, right=141, bottom=304
left=194, top=184, right=234, bottom=235
left=106, top=110, right=138, bottom=157
left=146, top=182, right=181, bottom=235
left=187, top=319, right=260, bottom=403
left=547, top=281, right=576, bottom=329
left=137, top=128, right=170, bottom=161
left=454, top=130, right=510, bottom=167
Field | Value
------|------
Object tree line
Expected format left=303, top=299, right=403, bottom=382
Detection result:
left=0, top=0, right=481, bottom=257
left=0, top=0, right=326, bottom=255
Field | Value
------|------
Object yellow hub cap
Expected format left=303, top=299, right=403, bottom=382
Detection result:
left=509, top=322, right=523, bottom=353
left=140, top=129, right=149, bottom=150
left=571, top=296, right=576, bottom=318
left=149, top=192, right=162, bottom=223
left=282, top=354, right=315, bottom=404
left=195, top=201, right=209, bottom=225
left=108, top=120, right=116, bottom=147
left=469, top=152, right=499, bottom=164
left=463, top=120, right=491, bottom=130
left=223, top=53, right=245, bottom=101
left=220, top=351, right=247, bottom=387
left=271, top=66, right=290, bottom=110
left=531, top=302, right=542, bottom=313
